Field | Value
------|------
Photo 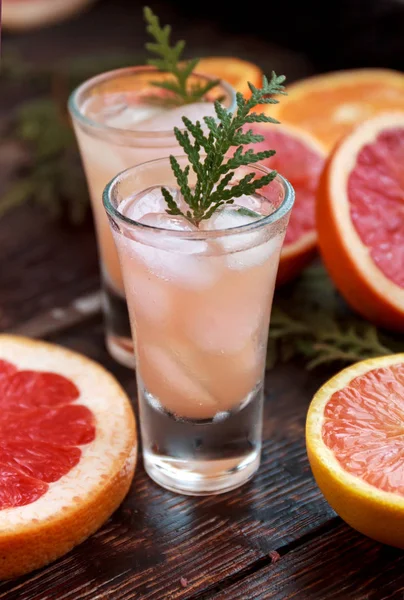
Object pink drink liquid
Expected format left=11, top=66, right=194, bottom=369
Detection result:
left=75, top=96, right=217, bottom=295
left=114, top=185, right=286, bottom=492
left=72, top=76, right=223, bottom=366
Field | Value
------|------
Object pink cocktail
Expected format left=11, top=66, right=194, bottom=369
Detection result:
left=69, top=67, right=236, bottom=366
left=103, top=156, right=294, bottom=495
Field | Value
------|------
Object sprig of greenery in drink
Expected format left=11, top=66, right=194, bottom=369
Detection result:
left=144, top=6, right=220, bottom=105
left=162, top=73, right=286, bottom=226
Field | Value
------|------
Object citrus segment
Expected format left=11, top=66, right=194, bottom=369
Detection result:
left=0, top=335, right=137, bottom=579
left=268, top=69, right=404, bottom=150
left=0, top=404, right=95, bottom=446
left=248, top=122, right=326, bottom=283
left=317, top=112, right=404, bottom=330
left=1, top=369, right=80, bottom=409
left=0, top=466, right=48, bottom=510
left=306, top=355, right=404, bottom=548
left=0, top=441, right=81, bottom=484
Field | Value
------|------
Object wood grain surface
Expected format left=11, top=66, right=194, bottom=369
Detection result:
left=211, top=524, right=404, bottom=600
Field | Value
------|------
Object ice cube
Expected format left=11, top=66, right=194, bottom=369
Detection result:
left=202, top=205, right=282, bottom=270
left=185, top=283, right=264, bottom=354
left=202, top=204, right=261, bottom=232
left=231, top=194, right=264, bottom=213
left=139, top=344, right=218, bottom=420
left=136, top=212, right=207, bottom=254
left=121, top=200, right=220, bottom=289
left=120, top=187, right=175, bottom=222
left=139, top=212, right=196, bottom=232
left=126, top=268, right=171, bottom=325
left=105, top=104, right=167, bottom=130
left=134, top=102, right=217, bottom=131
left=83, top=94, right=167, bottom=129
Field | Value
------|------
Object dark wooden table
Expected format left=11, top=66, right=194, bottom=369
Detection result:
left=1, top=2, right=404, bottom=598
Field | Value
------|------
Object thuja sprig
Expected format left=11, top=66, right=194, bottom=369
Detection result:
left=162, top=72, right=286, bottom=226
left=144, top=6, right=220, bottom=105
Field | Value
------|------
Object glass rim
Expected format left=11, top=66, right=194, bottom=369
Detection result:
left=103, top=155, right=295, bottom=240
left=68, top=65, right=237, bottom=139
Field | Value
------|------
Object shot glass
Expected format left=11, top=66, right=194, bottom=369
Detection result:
left=68, top=66, right=236, bottom=367
left=103, top=156, right=294, bottom=495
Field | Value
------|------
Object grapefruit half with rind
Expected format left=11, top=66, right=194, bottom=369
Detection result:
left=0, top=335, right=137, bottom=579
left=317, top=112, right=404, bottom=331
left=267, top=69, right=404, bottom=150
left=306, top=354, right=404, bottom=548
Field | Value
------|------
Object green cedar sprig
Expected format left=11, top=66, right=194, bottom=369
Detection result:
left=267, top=265, right=396, bottom=370
left=162, top=72, right=286, bottom=225
left=144, top=7, right=220, bottom=105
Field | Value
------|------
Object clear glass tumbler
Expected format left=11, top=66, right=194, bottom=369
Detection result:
left=103, top=156, right=294, bottom=495
left=68, top=66, right=236, bottom=367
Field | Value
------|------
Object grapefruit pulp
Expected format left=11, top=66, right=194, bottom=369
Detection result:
left=0, top=335, right=137, bottom=579
left=317, top=112, right=404, bottom=331
left=248, top=122, right=326, bottom=284
left=267, top=69, right=404, bottom=151
left=307, top=354, right=404, bottom=548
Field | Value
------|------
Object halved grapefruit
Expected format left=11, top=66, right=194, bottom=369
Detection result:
left=0, top=335, right=137, bottom=579
left=317, top=112, right=404, bottom=331
left=197, top=57, right=263, bottom=97
left=267, top=69, right=404, bottom=151
left=248, top=122, right=326, bottom=284
left=306, top=354, right=404, bottom=548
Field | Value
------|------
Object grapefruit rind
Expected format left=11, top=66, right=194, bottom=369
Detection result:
left=318, top=112, right=404, bottom=330
left=306, top=354, right=404, bottom=548
left=0, top=335, right=137, bottom=579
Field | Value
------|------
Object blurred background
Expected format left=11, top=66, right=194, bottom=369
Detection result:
left=2, top=0, right=404, bottom=75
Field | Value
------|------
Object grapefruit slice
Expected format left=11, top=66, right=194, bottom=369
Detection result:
left=306, top=354, right=404, bottom=548
left=248, top=122, right=326, bottom=284
left=317, top=112, right=404, bottom=331
left=267, top=69, right=404, bottom=151
left=0, top=335, right=137, bottom=579
left=197, top=57, right=263, bottom=97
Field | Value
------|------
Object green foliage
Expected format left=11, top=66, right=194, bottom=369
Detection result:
left=163, top=72, right=286, bottom=225
left=0, top=51, right=143, bottom=224
left=1, top=99, right=88, bottom=224
left=144, top=6, right=220, bottom=105
left=267, top=265, right=397, bottom=370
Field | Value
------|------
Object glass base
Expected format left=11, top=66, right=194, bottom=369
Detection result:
left=106, top=334, right=135, bottom=369
left=140, top=381, right=264, bottom=495
left=143, top=447, right=260, bottom=496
